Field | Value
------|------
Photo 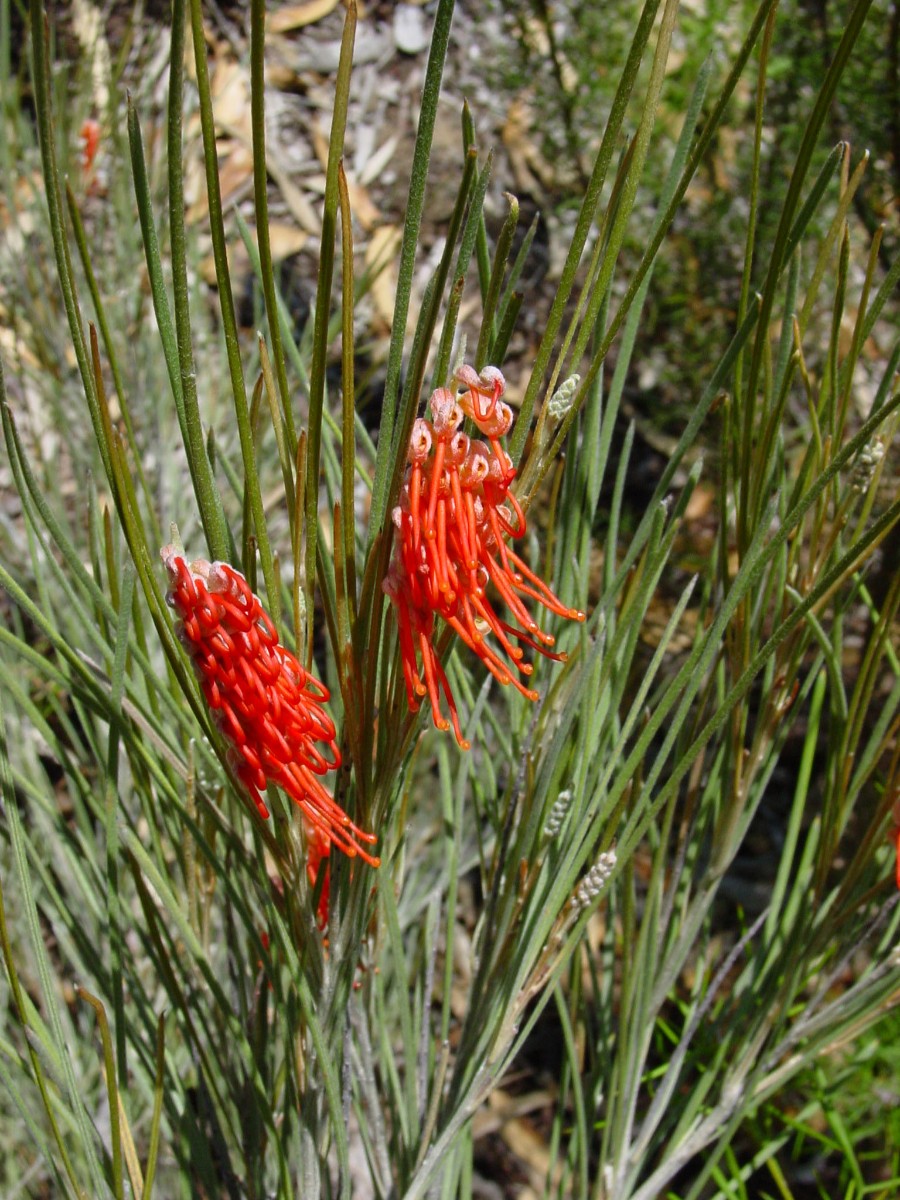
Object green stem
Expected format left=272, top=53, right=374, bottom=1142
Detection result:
left=368, top=0, right=457, bottom=543
left=188, top=0, right=278, bottom=620
left=250, top=0, right=298, bottom=455
left=305, top=0, right=357, bottom=658
left=167, top=0, right=230, bottom=562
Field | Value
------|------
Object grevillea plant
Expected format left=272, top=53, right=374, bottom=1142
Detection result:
left=0, top=0, right=899, bottom=1198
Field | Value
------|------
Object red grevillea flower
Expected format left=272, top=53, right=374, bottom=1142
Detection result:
left=162, top=548, right=379, bottom=886
left=383, top=365, right=585, bottom=747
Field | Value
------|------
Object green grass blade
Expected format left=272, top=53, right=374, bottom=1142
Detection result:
left=164, top=0, right=231, bottom=563
left=368, top=0, right=457, bottom=543
left=250, top=0, right=298, bottom=456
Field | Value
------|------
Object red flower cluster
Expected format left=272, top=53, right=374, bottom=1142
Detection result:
left=890, top=798, right=900, bottom=891
left=383, top=365, right=585, bottom=746
left=162, top=549, right=379, bottom=905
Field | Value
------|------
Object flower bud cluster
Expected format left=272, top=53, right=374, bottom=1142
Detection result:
left=849, top=439, right=885, bottom=493
left=547, top=374, right=580, bottom=421
left=572, top=850, right=617, bottom=911
left=544, top=789, right=573, bottom=837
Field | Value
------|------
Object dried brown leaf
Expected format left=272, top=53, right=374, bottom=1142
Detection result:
left=344, top=177, right=381, bottom=231
left=365, top=225, right=402, bottom=330
left=267, top=0, right=339, bottom=35
left=200, top=223, right=309, bottom=284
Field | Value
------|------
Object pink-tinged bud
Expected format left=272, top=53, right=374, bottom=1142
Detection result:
left=408, top=419, right=433, bottom=463
left=456, top=365, right=508, bottom=428
left=460, top=444, right=491, bottom=488
left=477, top=399, right=513, bottom=438
left=430, top=387, right=464, bottom=436
left=447, top=430, right=470, bottom=466
left=453, top=364, right=482, bottom=392
left=479, top=366, right=506, bottom=397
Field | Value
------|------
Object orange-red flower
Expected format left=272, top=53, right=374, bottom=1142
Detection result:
left=162, top=548, right=379, bottom=885
left=304, top=822, right=332, bottom=927
left=890, top=798, right=900, bottom=891
left=79, top=118, right=101, bottom=174
left=383, top=365, right=585, bottom=746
